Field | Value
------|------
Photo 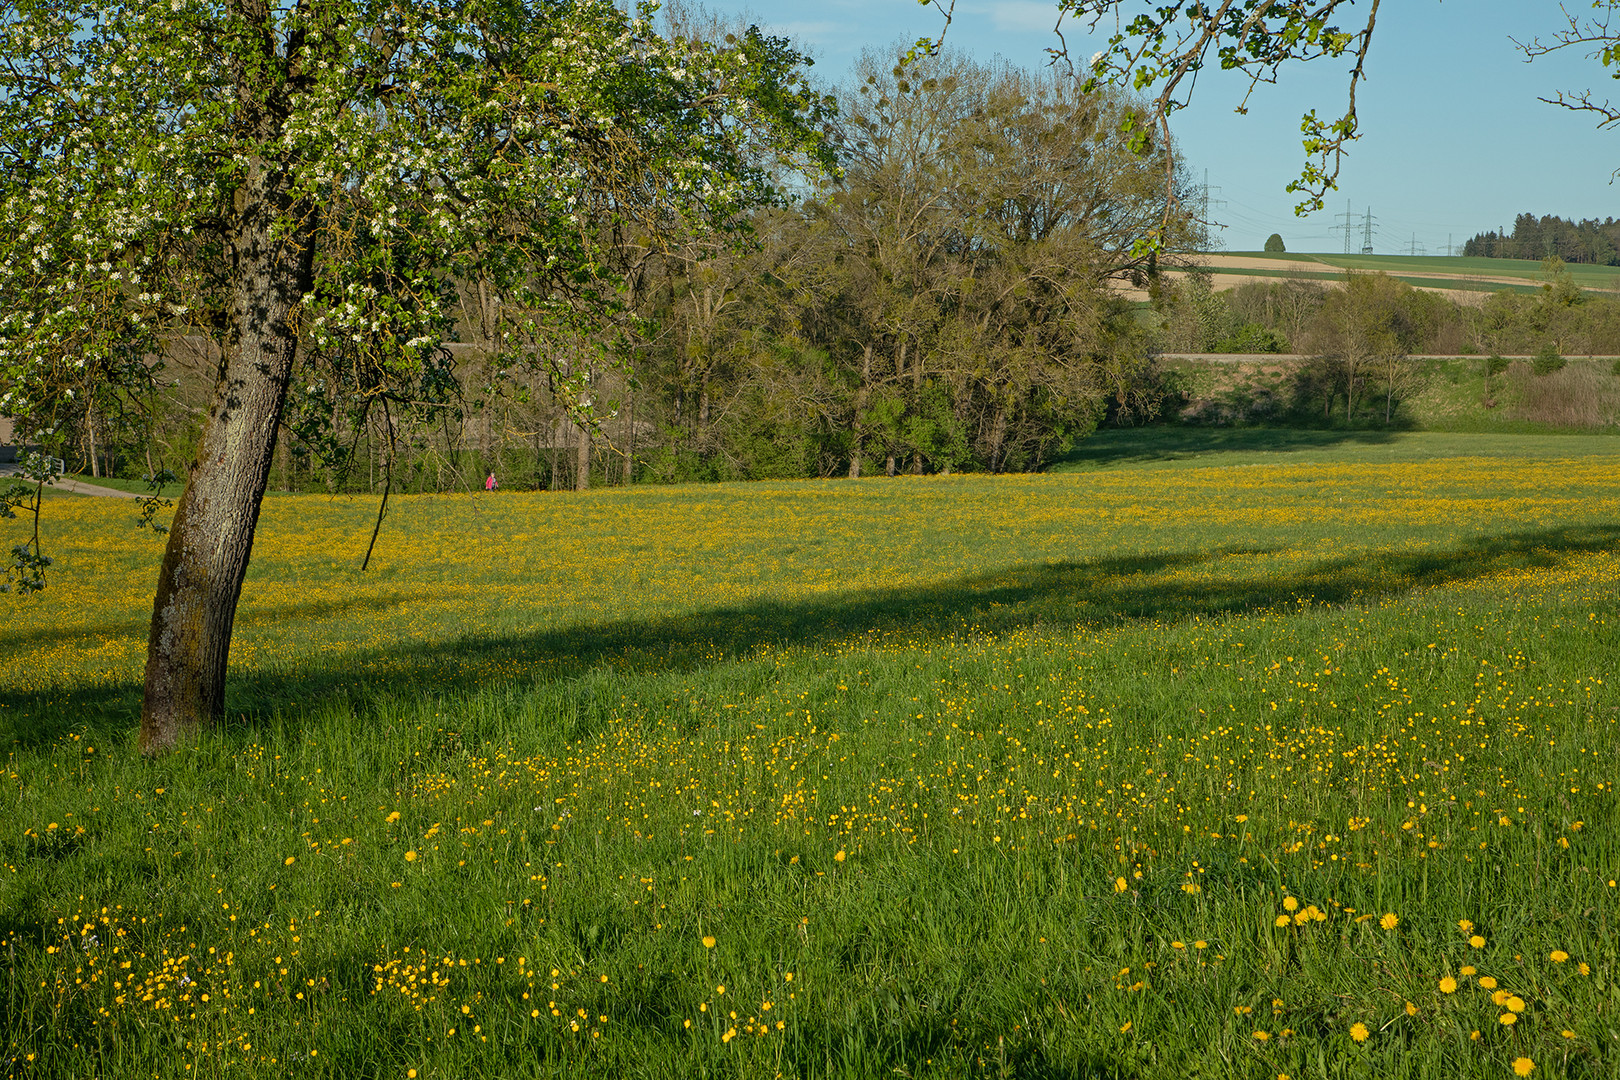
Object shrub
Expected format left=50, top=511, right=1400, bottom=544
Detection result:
left=1215, top=323, right=1290, bottom=354
left=1486, top=355, right=1510, bottom=377
left=1532, top=342, right=1566, bottom=376
left=1264, top=233, right=1286, bottom=253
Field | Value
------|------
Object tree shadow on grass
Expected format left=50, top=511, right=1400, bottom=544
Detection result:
left=1054, top=426, right=1399, bottom=469
left=2, top=591, right=423, bottom=650
left=5, top=523, right=1616, bottom=749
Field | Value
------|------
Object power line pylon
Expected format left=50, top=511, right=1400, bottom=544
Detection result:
left=1334, top=199, right=1357, bottom=255
left=1360, top=208, right=1377, bottom=255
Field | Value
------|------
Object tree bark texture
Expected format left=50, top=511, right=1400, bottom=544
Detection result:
left=139, top=152, right=315, bottom=753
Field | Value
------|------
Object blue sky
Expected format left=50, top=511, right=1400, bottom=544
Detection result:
left=732, top=1, right=1618, bottom=255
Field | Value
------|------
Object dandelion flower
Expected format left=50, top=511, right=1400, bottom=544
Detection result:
left=1283, top=897, right=1299, bottom=912
left=1194, top=941, right=1207, bottom=950
left=1506, top=997, right=1525, bottom=1013
left=404, top=850, right=418, bottom=862
left=1380, top=913, right=1398, bottom=931
left=1500, top=1013, right=1517, bottom=1026
left=1458, top=919, right=1473, bottom=932
left=1561, top=1030, right=1575, bottom=1039
left=284, top=856, right=295, bottom=866
left=1478, top=976, right=1497, bottom=990
left=1349, top=1022, right=1369, bottom=1042
left=702, top=936, right=716, bottom=949
left=834, top=850, right=846, bottom=862
left=1512, top=1058, right=1535, bottom=1077
left=1405, top=1002, right=1418, bottom=1016
left=1469, top=935, right=1486, bottom=948
left=1460, top=966, right=1476, bottom=976
left=1550, top=950, right=1569, bottom=963
left=1253, top=1030, right=1270, bottom=1041
left=387, top=812, right=401, bottom=823
left=1439, top=977, right=1458, bottom=994
left=1114, top=877, right=1128, bottom=893
left=1119, top=1021, right=1132, bottom=1032
left=1274, top=915, right=1291, bottom=927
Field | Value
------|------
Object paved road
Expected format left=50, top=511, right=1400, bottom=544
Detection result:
left=0, top=464, right=138, bottom=499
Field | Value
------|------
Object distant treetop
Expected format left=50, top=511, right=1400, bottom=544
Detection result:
left=1264, top=234, right=1286, bottom=253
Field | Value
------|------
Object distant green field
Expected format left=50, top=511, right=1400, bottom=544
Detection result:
left=1218, top=251, right=1620, bottom=295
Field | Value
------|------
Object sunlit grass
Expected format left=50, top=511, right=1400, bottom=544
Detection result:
left=4, top=432, right=1618, bottom=1078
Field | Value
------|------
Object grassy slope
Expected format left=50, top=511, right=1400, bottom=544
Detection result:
left=4, top=431, right=1618, bottom=1079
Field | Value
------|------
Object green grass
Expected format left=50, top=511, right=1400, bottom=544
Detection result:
left=1218, top=252, right=1620, bottom=297
left=1053, top=428, right=1620, bottom=470
left=4, top=432, right=1619, bottom=1079
left=57, top=473, right=188, bottom=498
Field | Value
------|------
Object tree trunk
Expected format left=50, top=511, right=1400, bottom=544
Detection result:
left=575, top=420, right=590, bottom=491
left=623, top=390, right=634, bottom=485
left=885, top=452, right=895, bottom=477
left=86, top=401, right=99, bottom=478
left=139, top=154, right=315, bottom=754
left=697, top=372, right=711, bottom=447
left=550, top=412, right=561, bottom=490
left=988, top=404, right=1008, bottom=473
left=848, top=344, right=871, bottom=479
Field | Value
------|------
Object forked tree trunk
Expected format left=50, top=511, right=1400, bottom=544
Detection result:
left=139, top=156, right=315, bottom=754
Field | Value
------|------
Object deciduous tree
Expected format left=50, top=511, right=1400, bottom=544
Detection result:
left=0, top=0, right=832, bottom=751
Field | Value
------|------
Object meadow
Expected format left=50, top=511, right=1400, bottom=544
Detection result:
left=4, top=429, right=1619, bottom=1079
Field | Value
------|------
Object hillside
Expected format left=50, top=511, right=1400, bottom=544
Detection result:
left=1163, top=251, right=1620, bottom=303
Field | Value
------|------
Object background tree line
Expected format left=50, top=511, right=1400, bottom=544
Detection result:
left=28, top=48, right=1620, bottom=496
left=1154, top=259, right=1620, bottom=361
left=1463, top=213, right=1620, bottom=266
left=22, top=48, right=1194, bottom=491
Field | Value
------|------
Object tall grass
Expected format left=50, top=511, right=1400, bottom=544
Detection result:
left=4, top=431, right=1618, bottom=1078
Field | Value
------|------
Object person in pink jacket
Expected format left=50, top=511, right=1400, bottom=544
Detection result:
left=485, top=473, right=498, bottom=491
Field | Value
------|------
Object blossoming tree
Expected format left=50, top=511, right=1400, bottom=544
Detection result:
left=0, top=0, right=833, bottom=751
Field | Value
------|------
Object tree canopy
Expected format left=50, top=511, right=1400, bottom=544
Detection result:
left=0, top=0, right=834, bottom=749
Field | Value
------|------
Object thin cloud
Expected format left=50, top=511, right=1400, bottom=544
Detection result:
left=978, top=0, right=1062, bottom=35
left=763, top=19, right=851, bottom=45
